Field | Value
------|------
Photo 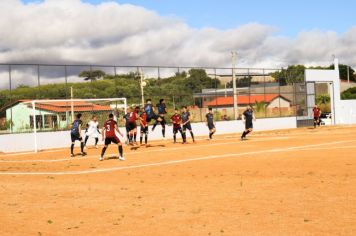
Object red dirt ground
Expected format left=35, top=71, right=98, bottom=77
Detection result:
left=0, top=126, right=356, bottom=236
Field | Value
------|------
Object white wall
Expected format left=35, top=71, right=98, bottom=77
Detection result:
left=0, top=117, right=297, bottom=153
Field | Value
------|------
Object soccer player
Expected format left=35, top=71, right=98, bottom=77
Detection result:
left=241, top=105, right=256, bottom=140
left=144, top=99, right=156, bottom=123
left=100, top=113, right=124, bottom=161
left=171, top=109, right=186, bottom=144
left=84, top=115, right=100, bottom=149
left=123, top=107, right=131, bottom=144
left=181, top=106, right=195, bottom=142
left=206, top=108, right=216, bottom=140
left=70, top=113, right=86, bottom=157
left=152, top=99, right=167, bottom=138
left=312, top=105, right=321, bottom=128
left=128, top=106, right=140, bottom=145
left=139, top=107, right=149, bottom=145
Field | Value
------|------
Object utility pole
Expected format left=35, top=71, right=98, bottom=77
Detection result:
left=347, top=65, right=350, bottom=83
left=140, top=68, right=145, bottom=108
left=70, top=86, right=74, bottom=122
left=231, top=51, right=238, bottom=119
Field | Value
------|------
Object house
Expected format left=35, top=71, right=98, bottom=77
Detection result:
left=203, top=94, right=291, bottom=109
left=201, top=94, right=292, bottom=118
left=1, top=100, right=113, bottom=132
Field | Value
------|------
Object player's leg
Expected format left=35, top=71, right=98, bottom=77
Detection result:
left=140, top=128, right=144, bottom=145
left=113, top=136, right=124, bottom=160
left=94, top=137, right=99, bottom=148
left=186, top=124, right=195, bottom=142
left=133, top=127, right=138, bottom=144
left=100, top=138, right=110, bottom=161
left=161, top=116, right=166, bottom=138
left=126, top=126, right=130, bottom=144
left=173, top=127, right=177, bottom=143
left=79, top=137, right=86, bottom=156
left=70, top=134, right=75, bottom=157
left=144, top=128, right=148, bottom=145
left=84, top=135, right=89, bottom=147
left=179, top=127, right=186, bottom=143
left=209, top=126, right=216, bottom=139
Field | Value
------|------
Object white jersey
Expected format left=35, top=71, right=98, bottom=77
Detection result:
left=86, top=120, right=100, bottom=138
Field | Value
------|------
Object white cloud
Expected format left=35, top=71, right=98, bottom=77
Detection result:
left=0, top=0, right=355, bottom=69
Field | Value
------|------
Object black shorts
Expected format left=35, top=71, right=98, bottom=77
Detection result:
left=156, top=115, right=166, bottom=125
left=146, top=113, right=158, bottom=123
left=245, top=121, right=253, bottom=129
left=314, top=117, right=320, bottom=122
left=105, top=136, right=120, bottom=145
left=140, top=126, right=148, bottom=133
left=128, top=122, right=137, bottom=131
left=208, top=123, right=215, bottom=130
left=182, top=123, right=192, bottom=131
left=173, top=126, right=182, bottom=134
left=71, top=133, right=82, bottom=142
left=125, top=125, right=130, bottom=133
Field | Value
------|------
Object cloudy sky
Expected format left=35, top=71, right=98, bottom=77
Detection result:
left=1, top=0, right=355, bottom=68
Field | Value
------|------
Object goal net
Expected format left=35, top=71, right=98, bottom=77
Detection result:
left=23, top=98, right=127, bottom=152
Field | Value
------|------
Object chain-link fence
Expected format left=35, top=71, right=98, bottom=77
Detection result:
left=0, top=64, right=307, bottom=134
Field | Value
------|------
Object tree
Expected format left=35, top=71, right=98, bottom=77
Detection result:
left=328, top=64, right=355, bottom=82
left=79, top=70, right=106, bottom=81
left=271, top=65, right=305, bottom=84
left=341, top=87, right=356, bottom=100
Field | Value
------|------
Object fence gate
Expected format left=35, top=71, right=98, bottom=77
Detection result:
left=296, top=82, right=316, bottom=127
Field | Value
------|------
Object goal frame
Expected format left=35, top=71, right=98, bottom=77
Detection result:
left=26, top=98, right=127, bottom=153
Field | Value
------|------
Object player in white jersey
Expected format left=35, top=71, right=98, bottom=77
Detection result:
left=84, top=115, right=100, bottom=149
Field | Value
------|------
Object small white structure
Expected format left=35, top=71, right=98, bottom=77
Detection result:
left=305, top=58, right=356, bottom=125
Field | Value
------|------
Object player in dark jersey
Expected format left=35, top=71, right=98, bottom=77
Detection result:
left=139, top=108, right=149, bottom=146
left=70, top=113, right=86, bottom=157
left=128, top=106, right=140, bottom=145
left=144, top=99, right=157, bottom=123
left=181, top=106, right=195, bottom=142
left=152, top=99, right=167, bottom=138
left=241, top=105, right=256, bottom=141
left=171, top=109, right=186, bottom=144
left=100, top=113, right=124, bottom=161
left=123, top=107, right=131, bottom=144
left=206, top=108, right=216, bottom=140
left=312, top=105, right=321, bottom=128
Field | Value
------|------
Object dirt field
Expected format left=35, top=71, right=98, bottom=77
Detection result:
left=1, top=126, right=356, bottom=236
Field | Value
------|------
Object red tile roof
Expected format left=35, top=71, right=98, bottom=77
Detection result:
left=203, top=94, right=289, bottom=107
left=25, top=101, right=112, bottom=113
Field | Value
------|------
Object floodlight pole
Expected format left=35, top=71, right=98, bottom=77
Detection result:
left=140, top=68, right=145, bottom=108
left=231, top=51, right=238, bottom=119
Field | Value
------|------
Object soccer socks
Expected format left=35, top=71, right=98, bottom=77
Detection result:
left=118, top=145, right=123, bottom=157
left=129, top=133, right=133, bottom=142
left=145, top=134, right=148, bottom=144
left=152, top=122, right=157, bottom=131
left=84, top=136, right=89, bottom=146
left=190, top=131, right=195, bottom=142
left=241, top=130, right=251, bottom=138
left=140, top=135, right=143, bottom=144
left=173, top=134, right=177, bottom=143
left=80, top=142, right=84, bottom=152
left=70, top=143, right=74, bottom=154
left=182, top=132, right=186, bottom=143
left=95, top=138, right=98, bottom=146
left=162, top=126, right=165, bottom=137
left=134, top=132, right=137, bottom=142
left=101, top=146, right=107, bottom=157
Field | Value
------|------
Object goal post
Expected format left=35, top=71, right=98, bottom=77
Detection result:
left=24, top=98, right=127, bottom=153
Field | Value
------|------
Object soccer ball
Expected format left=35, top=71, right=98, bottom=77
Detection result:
left=141, top=81, right=147, bottom=87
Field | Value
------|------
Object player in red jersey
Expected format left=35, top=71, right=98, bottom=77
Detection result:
left=171, top=108, right=186, bottom=144
left=312, top=105, right=321, bottom=128
left=128, top=106, right=140, bottom=145
left=139, top=108, right=149, bottom=146
left=100, top=113, right=124, bottom=161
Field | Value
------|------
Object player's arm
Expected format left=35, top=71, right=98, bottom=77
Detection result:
left=139, top=116, right=145, bottom=127
left=253, top=113, right=256, bottom=122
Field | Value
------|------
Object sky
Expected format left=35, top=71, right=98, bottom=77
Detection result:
left=0, top=0, right=355, bottom=69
